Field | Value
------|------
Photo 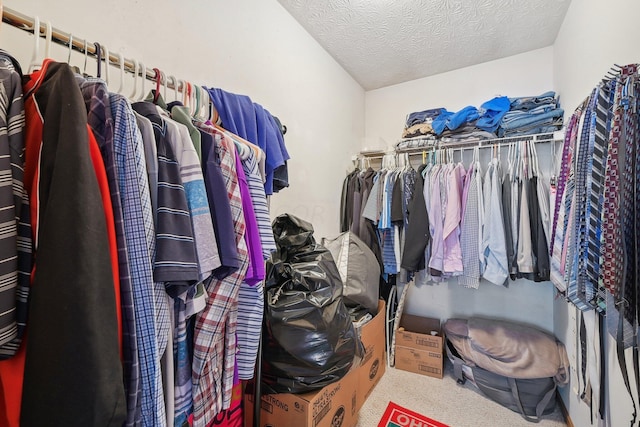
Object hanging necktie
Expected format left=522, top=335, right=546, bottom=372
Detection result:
left=620, top=74, right=637, bottom=334
left=603, top=65, right=639, bottom=427
left=600, top=67, right=635, bottom=306
left=550, top=109, right=582, bottom=293
left=567, top=90, right=596, bottom=310
left=590, top=81, right=615, bottom=312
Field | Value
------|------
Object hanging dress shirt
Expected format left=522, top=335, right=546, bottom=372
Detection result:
left=481, top=158, right=509, bottom=286
left=517, top=176, right=535, bottom=274
left=442, top=163, right=465, bottom=276
left=161, top=114, right=220, bottom=280
left=192, top=127, right=249, bottom=427
left=459, top=162, right=481, bottom=288
left=199, top=130, right=240, bottom=279
left=237, top=143, right=275, bottom=380
left=428, top=165, right=445, bottom=277
left=113, top=93, right=168, bottom=427
left=135, top=113, right=159, bottom=217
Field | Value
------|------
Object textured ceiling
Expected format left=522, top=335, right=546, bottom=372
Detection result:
left=277, top=0, right=572, bottom=90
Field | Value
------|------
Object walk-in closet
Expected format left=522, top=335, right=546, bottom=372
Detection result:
left=0, top=1, right=638, bottom=427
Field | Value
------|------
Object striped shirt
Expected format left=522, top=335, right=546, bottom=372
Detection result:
left=159, top=113, right=221, bottom=425
left=160, top=112, right=220, bottom=280
left=236, top=143, right=275, bottom=380
left=132, top=103, right=199, bottom=289
left=0, top=51, right=31, bottom=359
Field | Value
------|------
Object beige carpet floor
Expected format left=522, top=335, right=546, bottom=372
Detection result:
left=355, top=363, right=567, bottom=427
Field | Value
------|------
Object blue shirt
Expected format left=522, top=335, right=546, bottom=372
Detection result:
left=112, top=94, right=168, bottom=427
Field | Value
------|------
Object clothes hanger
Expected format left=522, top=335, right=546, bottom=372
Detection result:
left=195, top=85, right=204, bottom=120
left=83, top=39, right=89, bottom=76
left=182, top=81, right=189, bottom=112
left=201, top=87, right=213, bottom=122
left=550, top=137, right=558, bottom=186
left=130, top=59, right=139, bottom=100
left=181, top=80, right=188, bottom=108
left=162, top=70, right=168, bottom=102
left=138, top=62, right=146, bottom=101
left=194, top=84, right=201, bottom=117
left=182, top=81, right=192, bottom=114
left=152, top=68, right=161, bottom=103
left=215, top=123, right=257, bottom=157
left=531, top=140, right=540, bottom=179
left=116, top=52, right=124, bottom=94
left=198, top=86, right=210, bottom=122
left=506, top=141, right=513, bottom=177
left=189, top=83, right=197, bottom=117
left=94, top=43, right=101, bottom=78
left=44, top=21, right=52, bottom=59
left=28, top=16, right=41, bottom=73
left=102, top=45, right=110, bottom=87
left=67, top=34, right=73, bottom=64
left=191, top=85, right=198, bottom=118
left=167, top=75, right=178, bottom=102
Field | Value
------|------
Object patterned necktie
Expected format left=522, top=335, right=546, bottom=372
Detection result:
left=600, top=68, right=630, bottom=302
left=621, top=74, right=638, bottom=333
left=591, top=81, right=615, bottom=312
left=567, top=90, right=597, bottom=310
left=550, top=109, right=582, bottom=292
left=603, top=65, right=638, bottom=342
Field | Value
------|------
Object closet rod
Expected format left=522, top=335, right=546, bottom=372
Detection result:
left=395, top=130, right=564, bottom=155
left=2, top=6, right=184, bottom=92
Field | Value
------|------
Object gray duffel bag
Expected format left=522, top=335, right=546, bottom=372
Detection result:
left=444, top=318, right=570, bottom=423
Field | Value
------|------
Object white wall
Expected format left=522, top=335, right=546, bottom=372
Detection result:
left=553, top=1, right=640, bottom=426
left=365, top=47, right=555, bottom=151
left=1, top=0, right=365, bottom=240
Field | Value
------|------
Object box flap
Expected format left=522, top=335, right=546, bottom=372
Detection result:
left=399, top=314, right=441, bottom=336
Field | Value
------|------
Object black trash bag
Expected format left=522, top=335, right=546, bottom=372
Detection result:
left=262, top=214, right=362, bottom=394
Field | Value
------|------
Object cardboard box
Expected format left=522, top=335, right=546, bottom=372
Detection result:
left=244, top=300, right=387, bottom=427
left=395, top=314, right=443, bottom=352
left=245, top=368, right=359, bottom=427
left=357, top=300, right=386, bottom=402
left=394, top=346, right=444, bottom=379
left=394, top=314, right=444, bottom=379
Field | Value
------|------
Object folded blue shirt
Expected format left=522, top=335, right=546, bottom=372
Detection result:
left=432, top=106, right=479, bottom=135
left=476, top=96, right=510, bottom=133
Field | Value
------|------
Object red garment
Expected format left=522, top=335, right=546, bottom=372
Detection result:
left=88, top=128, right=123, bottom=357
left=0, top=342, right=25, bottom=427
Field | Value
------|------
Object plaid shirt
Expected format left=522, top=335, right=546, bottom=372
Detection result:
left=192, top=125, right=248, bottom=426
left=113, top=95, right=169, bottom=427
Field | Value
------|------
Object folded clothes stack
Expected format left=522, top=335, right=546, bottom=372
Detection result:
left=402, top=107, right=444, bottom=138
left=497, top=91, right=564, bottom=137
left=398, top=91, right=563, bottom=150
